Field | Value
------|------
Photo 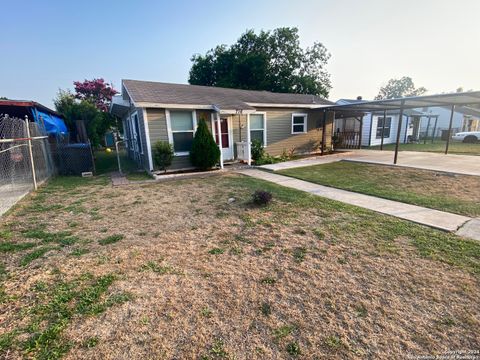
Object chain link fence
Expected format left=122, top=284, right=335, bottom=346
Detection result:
left=0, top=116, right=54, bottom=215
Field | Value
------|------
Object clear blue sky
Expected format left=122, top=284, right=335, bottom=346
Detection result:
left=2, top=0, right=479, bottom=108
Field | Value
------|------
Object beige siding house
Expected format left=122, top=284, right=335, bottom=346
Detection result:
left=110, top=79, right=335, bottom=172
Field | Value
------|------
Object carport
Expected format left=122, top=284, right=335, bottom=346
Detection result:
left=318, top=91, right=480, bottom=163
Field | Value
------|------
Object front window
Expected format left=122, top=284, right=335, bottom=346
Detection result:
left=169, top=111, right=196, bottom=154
left=376, top=117, right=391, bottom=139
left=292, top=113, right=307, bottom=134
left=250, top=113, right=266, bottom=146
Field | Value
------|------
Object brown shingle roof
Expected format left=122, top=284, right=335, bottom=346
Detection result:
left=122, top=79, right=333, bottom=110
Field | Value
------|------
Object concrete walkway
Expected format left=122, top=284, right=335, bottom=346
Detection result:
left=237, top=169, right=473, bottom=234
left=261, top=150, right=480, bottom=176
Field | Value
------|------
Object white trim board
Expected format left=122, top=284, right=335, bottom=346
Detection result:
left=142, top=108, right=154, bottom=171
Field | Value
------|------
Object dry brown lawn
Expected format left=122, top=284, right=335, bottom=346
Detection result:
left=0, top=173, right=479, bottom=359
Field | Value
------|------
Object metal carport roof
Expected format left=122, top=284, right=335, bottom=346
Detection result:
left=315, top=91, right=480, bottom=163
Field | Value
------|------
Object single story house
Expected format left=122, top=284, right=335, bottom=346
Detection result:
left=417, top=106, right=480, bottom=138
left=334, top=98, right=434, bottom=147
left=110, top=80, right=335, bottom=172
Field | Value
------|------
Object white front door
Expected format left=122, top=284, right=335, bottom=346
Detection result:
left=212, top=117, right=234, bottom=161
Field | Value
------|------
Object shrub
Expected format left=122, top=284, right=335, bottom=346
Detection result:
left=252, top=190, right=273, bottom=206
left=251, top=139, right=265, bottom=161
left=153, top=141, right=174, bottom=173
left=190, top=118, right=220, bottom=170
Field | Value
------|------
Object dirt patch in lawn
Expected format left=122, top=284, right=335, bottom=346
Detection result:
left=0, top=174, right=479, bottom=359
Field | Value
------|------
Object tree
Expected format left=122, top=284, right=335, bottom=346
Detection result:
left=190, top=118, right=220, bottom=170
left=73, top=78, right=118, bottom=112
left=0, top=97, right=7, bottom=100
left=153, top=141, right=174, bottom=173
left=375, top=76, right=427, bottom=100
left=54, top=89, right=111, bottom=146
left=189, top=28, right=331, bottom=97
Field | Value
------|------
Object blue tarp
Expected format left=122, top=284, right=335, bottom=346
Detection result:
left=35, top=109, right=68, bottom=135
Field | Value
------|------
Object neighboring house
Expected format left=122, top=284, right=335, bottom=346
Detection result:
left=418, top=106, right=480, bottom=138
left=334, top=98, right=433, bottom=147
left=110, top=80, right=335, bottom=172
left=0, top=99, right=67, bottom=135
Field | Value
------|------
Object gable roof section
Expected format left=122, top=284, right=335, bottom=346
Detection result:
left=122, top=79, right=333, bottom=111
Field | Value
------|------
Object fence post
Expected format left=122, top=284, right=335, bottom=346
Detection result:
left=24, top=115, right=37, bottom=190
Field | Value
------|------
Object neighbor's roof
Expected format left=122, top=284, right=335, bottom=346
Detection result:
left=453, top=106, right=480, bottom=117
left=122, top=79, right=333, bottom=111
left=0, top=99, right=62, bottom=117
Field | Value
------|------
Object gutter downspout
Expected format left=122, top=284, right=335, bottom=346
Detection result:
left=212, top=105, right=224, bottom=169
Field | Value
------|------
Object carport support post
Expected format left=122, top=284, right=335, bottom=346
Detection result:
left=358, top=115, right=364, bottom=149
left=321, top=110, right=327, bottom=155
left=393, top=100, right=405, bottom=164
left=424, top=116, right=431, bottom=145
left=215, top=112, right=224, bottom=169
left=380, top=109, right=387, bottom=150
left=432, top=116, right=438, bottom=143
left=24, top=115, right=37, bottom=190
left=445, top=104, right=455, bottom=155
left=246, top=114, right=251, bottom=165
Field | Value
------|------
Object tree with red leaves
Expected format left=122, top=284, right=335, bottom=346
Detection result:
left=73, top=78, right=117, bottom=112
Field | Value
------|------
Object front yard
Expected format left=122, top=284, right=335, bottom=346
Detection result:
left=278, top=161, right=480, bottom=217
left=1, top=173, right=479, bottom=359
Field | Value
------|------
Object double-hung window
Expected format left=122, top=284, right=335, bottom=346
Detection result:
left=376, top=117, right=391, bottom=139
left=168, top=110, right=197, bottom=155
left=291, top=113, right=307, bottom=134
left=249, top=113, right=266, bottom=146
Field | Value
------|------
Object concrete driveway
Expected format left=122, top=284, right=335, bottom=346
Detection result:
left=344, top=150, right=480, bottom=176
left=262, top=150, right=480, bottom=176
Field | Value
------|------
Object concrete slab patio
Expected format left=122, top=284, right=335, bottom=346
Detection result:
left=237, top=169, right=473, bottom=235
left=261, top=150, right=480, bottom=176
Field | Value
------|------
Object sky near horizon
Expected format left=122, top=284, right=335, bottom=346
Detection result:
left=1, top=0, right=479, bottom=108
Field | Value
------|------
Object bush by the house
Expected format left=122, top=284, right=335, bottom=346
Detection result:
left=252, top=190, right=273, bottom=205
left=190, top=118, right=220, bottom=170
left=251, top=139, right=265, bottom=161
left=153, top=141, right=174, bottom=173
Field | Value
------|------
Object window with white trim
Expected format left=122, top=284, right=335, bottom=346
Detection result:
left=376, top=117, right=391, bottom=139
left=169, top=110, right=196, bottom=155
left=250, top=113, right=266, bottom=146
left=291, top=113, right=307, bottom=134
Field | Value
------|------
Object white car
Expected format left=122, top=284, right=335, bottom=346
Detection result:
left=452, top=131, right=480, bottom=143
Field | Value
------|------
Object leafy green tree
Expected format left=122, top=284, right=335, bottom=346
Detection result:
left=189, top=28, right=331, bottom=97
left=375, top=77, right=427, bottom=100
left=54, top=90, right=112, bottom=146
left=153, top=141, right=174, bottom=172
left=0, top=97, right=7, bottom=100
left=190, top=118, right=220, bottom=170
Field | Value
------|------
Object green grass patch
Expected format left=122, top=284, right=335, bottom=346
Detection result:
left=98, top=234, right=124, bottom=246
left=0, top=241, right=37, bottom=253
left=208, top=248, right=224, bottom=255
left=126, top=171, right=153, bottom=181
left=95, top=150, right=139, bottom=175
left=20, top=247, right=55, bottom=266
left=22, top=229, right=79, bottom=247
left=12, top=273, right=126, bottom=359
left=278, top=161, right=480, bottom=217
